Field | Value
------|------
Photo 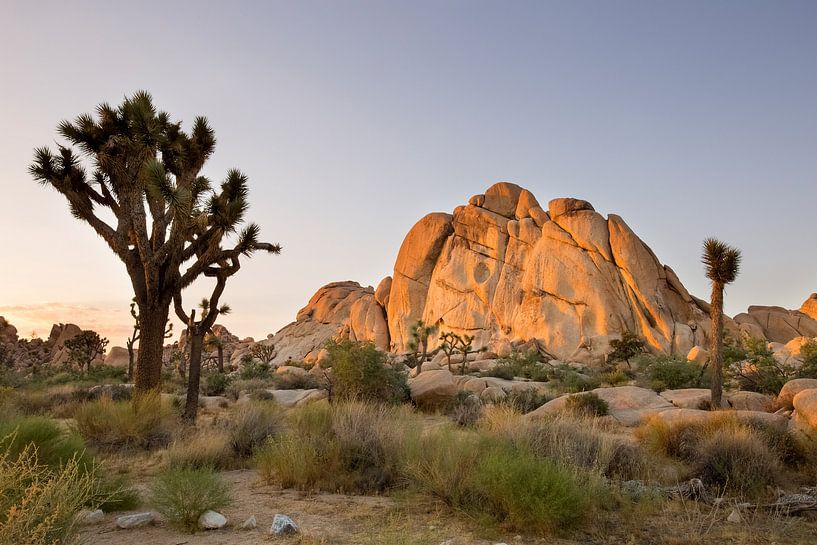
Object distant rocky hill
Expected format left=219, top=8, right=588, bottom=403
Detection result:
left=265, top=182, right=816, bottom=365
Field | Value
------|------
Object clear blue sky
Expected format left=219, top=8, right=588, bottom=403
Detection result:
left=1, top=1, right=815, bottom=345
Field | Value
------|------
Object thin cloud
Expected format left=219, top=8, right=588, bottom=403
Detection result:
left=0, top=303, right=132, bottom=345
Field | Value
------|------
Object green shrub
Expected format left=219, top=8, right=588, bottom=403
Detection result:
left=201, top=371, right=230, bottom=396
left=500, top=389, right=550, bottom=414
left=93, top=476, right=141, bottom=512
left=641, top=355, right=706, bottom=391
left=226, top=401, right=283, bottom=457
left=73, top=392, right=175, bottom=450
left=469, top=441, right=588, bottom=533
left=323, top=340, right=409, bottom=404
left=483, top=364, right=514, bottom=380
left=607, top=331, right=646, bottom=366
left=271, top=371, right=319, bottom=390
left=0, top=416, right=92, bottom=470
left=150, top=467, right=231, bottom=533
left=0, top=443, right=97, bottom=545
left=727, top=337, right=817, bottom=394
left=547, top=366, right=600, bottom=393
left=600, top=369, right=629, bottom=386
left=487, top=350, right=549, bottom=382
left=239, top=358, right=271, bottom=380
left=565, top=392, right=608, bottom=417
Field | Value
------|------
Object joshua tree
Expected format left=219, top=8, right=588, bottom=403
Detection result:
left=408, top=320, right=437, bottom=374
left=438, top=331, right=460, bottom=371
left=702, top=237, right=742, bottom=409
left=249, top=343, right=276, bottom=364
left=65, top=330, right=109, bottom=372
left=204, top=333, right=225, bottom=373
left=456, top=334, right=476, bottom=375
left=30, top=92, right=279, bottom=394
left=175, top=293, right=231, bottom=422
left=126, top=298, right=173, bottom=381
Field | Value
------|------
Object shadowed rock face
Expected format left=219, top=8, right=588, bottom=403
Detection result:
left=385, top=182, right=711, bottom=363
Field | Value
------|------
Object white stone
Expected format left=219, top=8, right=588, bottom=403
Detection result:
left=79, top=509, right=104, bottom=525
left=270, top=513, right=298, bottom=535
left=116, top=512, right=155, bottom=529
left=199, top=510, right=227, bottom=530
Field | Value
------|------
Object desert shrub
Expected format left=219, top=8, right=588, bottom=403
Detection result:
left=201, top=371, right=230, bottom=396
left=271, top=371, right=319, bottom=390
left=607, top=331, right=646, bottom=366
left=224, top=378, right=271, bottom=401
left=487, top=350, right=549, bottom=382
left=694, top=430, right=780, bottom=495
left=226, top=401, right=284, bottom=457
left=255, top=401, right=415, bottom=493
left=402, top=426, right=483, bottom=507
left=0, top=444, right=97, bottom=545
left=73, top=392, right=175, bottom=450
left=449, top=391, right=482, bottom=427
left=565, top=392, right=608, bottom=417
left=469, top=441, right=588, bottom=532
left=547, top=366, right=600, bottom=393
left=167, top=427, right=233, bottom=469
left=641, top=355, right=706, bottom=391
left=93, top=476, right=141, bottom=512
left=238, top=358, right=271, bottom=380
left=500, top=389, right=550, bottom=414
left=726, top=337, right=817, bottom=394
left=0, top=416, right=92, bottom=471
left=600, top=369, right=629, bottom=386
left=150, top=467, right=231, bottom=533
left=636, top=413, right=793, bottom=494
left=323, top=340, right=409, bottom=404
left=800, top=340, right=817, bottom=377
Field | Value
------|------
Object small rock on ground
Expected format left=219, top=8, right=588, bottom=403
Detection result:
left=241, top=515, right=257, bottom=530
left=270, top=513, right=298, bottom=535
left=198, top=510, right=227, bottom=530
left=116, top=512, right=155, bottom=529
left=79, top=509, right=104, bottom=525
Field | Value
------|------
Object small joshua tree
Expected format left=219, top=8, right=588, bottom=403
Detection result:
left=408, top=320, right=437, bottom=374
left=204, top=333, right=225, bottom=373
left=607, top=330, right=645, bottom=368
left=702, top=237, right=742, bottom=410
left=438, top=331, right=460, bottom=371
left=456, top=334, right=478, bottom=375
left=249, top=343, right=276, bottom=364
left=65, top=330, right=109, bottom=372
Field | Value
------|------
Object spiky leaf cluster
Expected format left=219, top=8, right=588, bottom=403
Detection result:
left=702, top=238, right=742, bottom=285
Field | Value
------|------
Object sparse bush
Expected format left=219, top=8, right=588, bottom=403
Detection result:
left=227, top=401, right=283, bottom=457
left=487, top=350, right=549, bottom=382
left=150, top=467, right=231, bottom=533
left=469, top=441, right=588, bottom=533
left=224, top=378, right=271, bottom=401
left=201, top=371, right=230, bottom=396
left=167, top=427, right=233, bottom=469
left=640, top=355, right=706, bottom=391
left=565, top=392, right=608, bottom=417
left=0, top=443, right=97, bottom=545
left=600, top=369, right=629, bottom=385
left=0, top=416, right=92, bottom=470
left=449, top=391, right=482, bottom=427
left=547, top=366, right=600, bottom=393
left=93, top=476, right=141, bottom=513
left=484, top=365, right=514, bottom=380
left=323, top=340, right=409, bottom=404
left=271, top=371, right=319, bottom=390
left=73, top=392, right=175, bottom=450
left=500, top=389, right=550, bottom=414
left=239, top=358, right=272, bottom=380
left=255, top=402, right=415, bottom=493
left=607, top=331, right=646, bottom=366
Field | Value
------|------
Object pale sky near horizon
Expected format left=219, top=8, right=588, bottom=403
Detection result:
left=1, top=1, right=815, bottom=347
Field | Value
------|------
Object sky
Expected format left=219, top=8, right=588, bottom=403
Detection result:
left=0, top=1, right=815, bottom=346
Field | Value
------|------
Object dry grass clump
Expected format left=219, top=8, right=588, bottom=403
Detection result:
left=255, top=401, right=417, bottom=493
left=167, top=427, right=233, bottom=470
left=0, top=442, right=97, bottom=545
left=636, top=413, right=796, bottom=495
left=226, top=401, right=284, bottom=457
left=72, top=392, right=176, bottom=450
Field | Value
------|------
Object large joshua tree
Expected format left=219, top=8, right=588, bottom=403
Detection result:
left=702, top=237, right=742, bottom=409
left=30, top=92, right=279, bottom=394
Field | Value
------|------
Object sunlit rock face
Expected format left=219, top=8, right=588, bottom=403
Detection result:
left=385, top=182, right=712, bottom=364
left=734, top=303, right=817, bottom=344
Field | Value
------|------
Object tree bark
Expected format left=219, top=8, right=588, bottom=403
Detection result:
left=133, top=304, right=170, bottom=394
left=217, top=345, right=224, bottom=373
left=709, top=282, right=724, bottom=410
left=126, top=341, right=135, bottom=382
left=183, top=330, right=204, bottom=421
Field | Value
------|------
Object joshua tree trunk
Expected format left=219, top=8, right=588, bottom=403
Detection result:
left=216, top=345, right=224, bottom=373
left=183, top=329, right=204, bottom=421
left=133, top=303, right=171, bottom=393
left=709, top=281, right=724, bottom=409
left=126, top=341, right=135, bottom=382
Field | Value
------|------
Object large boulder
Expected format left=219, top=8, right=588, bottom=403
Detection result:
left=734, top=306, right=817, bottom=344
left=105, top=346, right=131, bottom=368
left=47, top=323, right=83, bottom=365
left=800, top=294, right=817, bottom=321
left=383, top=184, right=712, bottom=364
left=269, top=281, right=389, bottom=364
left=530, top=386, right=675, bottom=426
left=778, top=378, right=817, bottom=410
left=409, top=369, right=457, bottom=408
left=791, top=388, right=817, bottom=437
